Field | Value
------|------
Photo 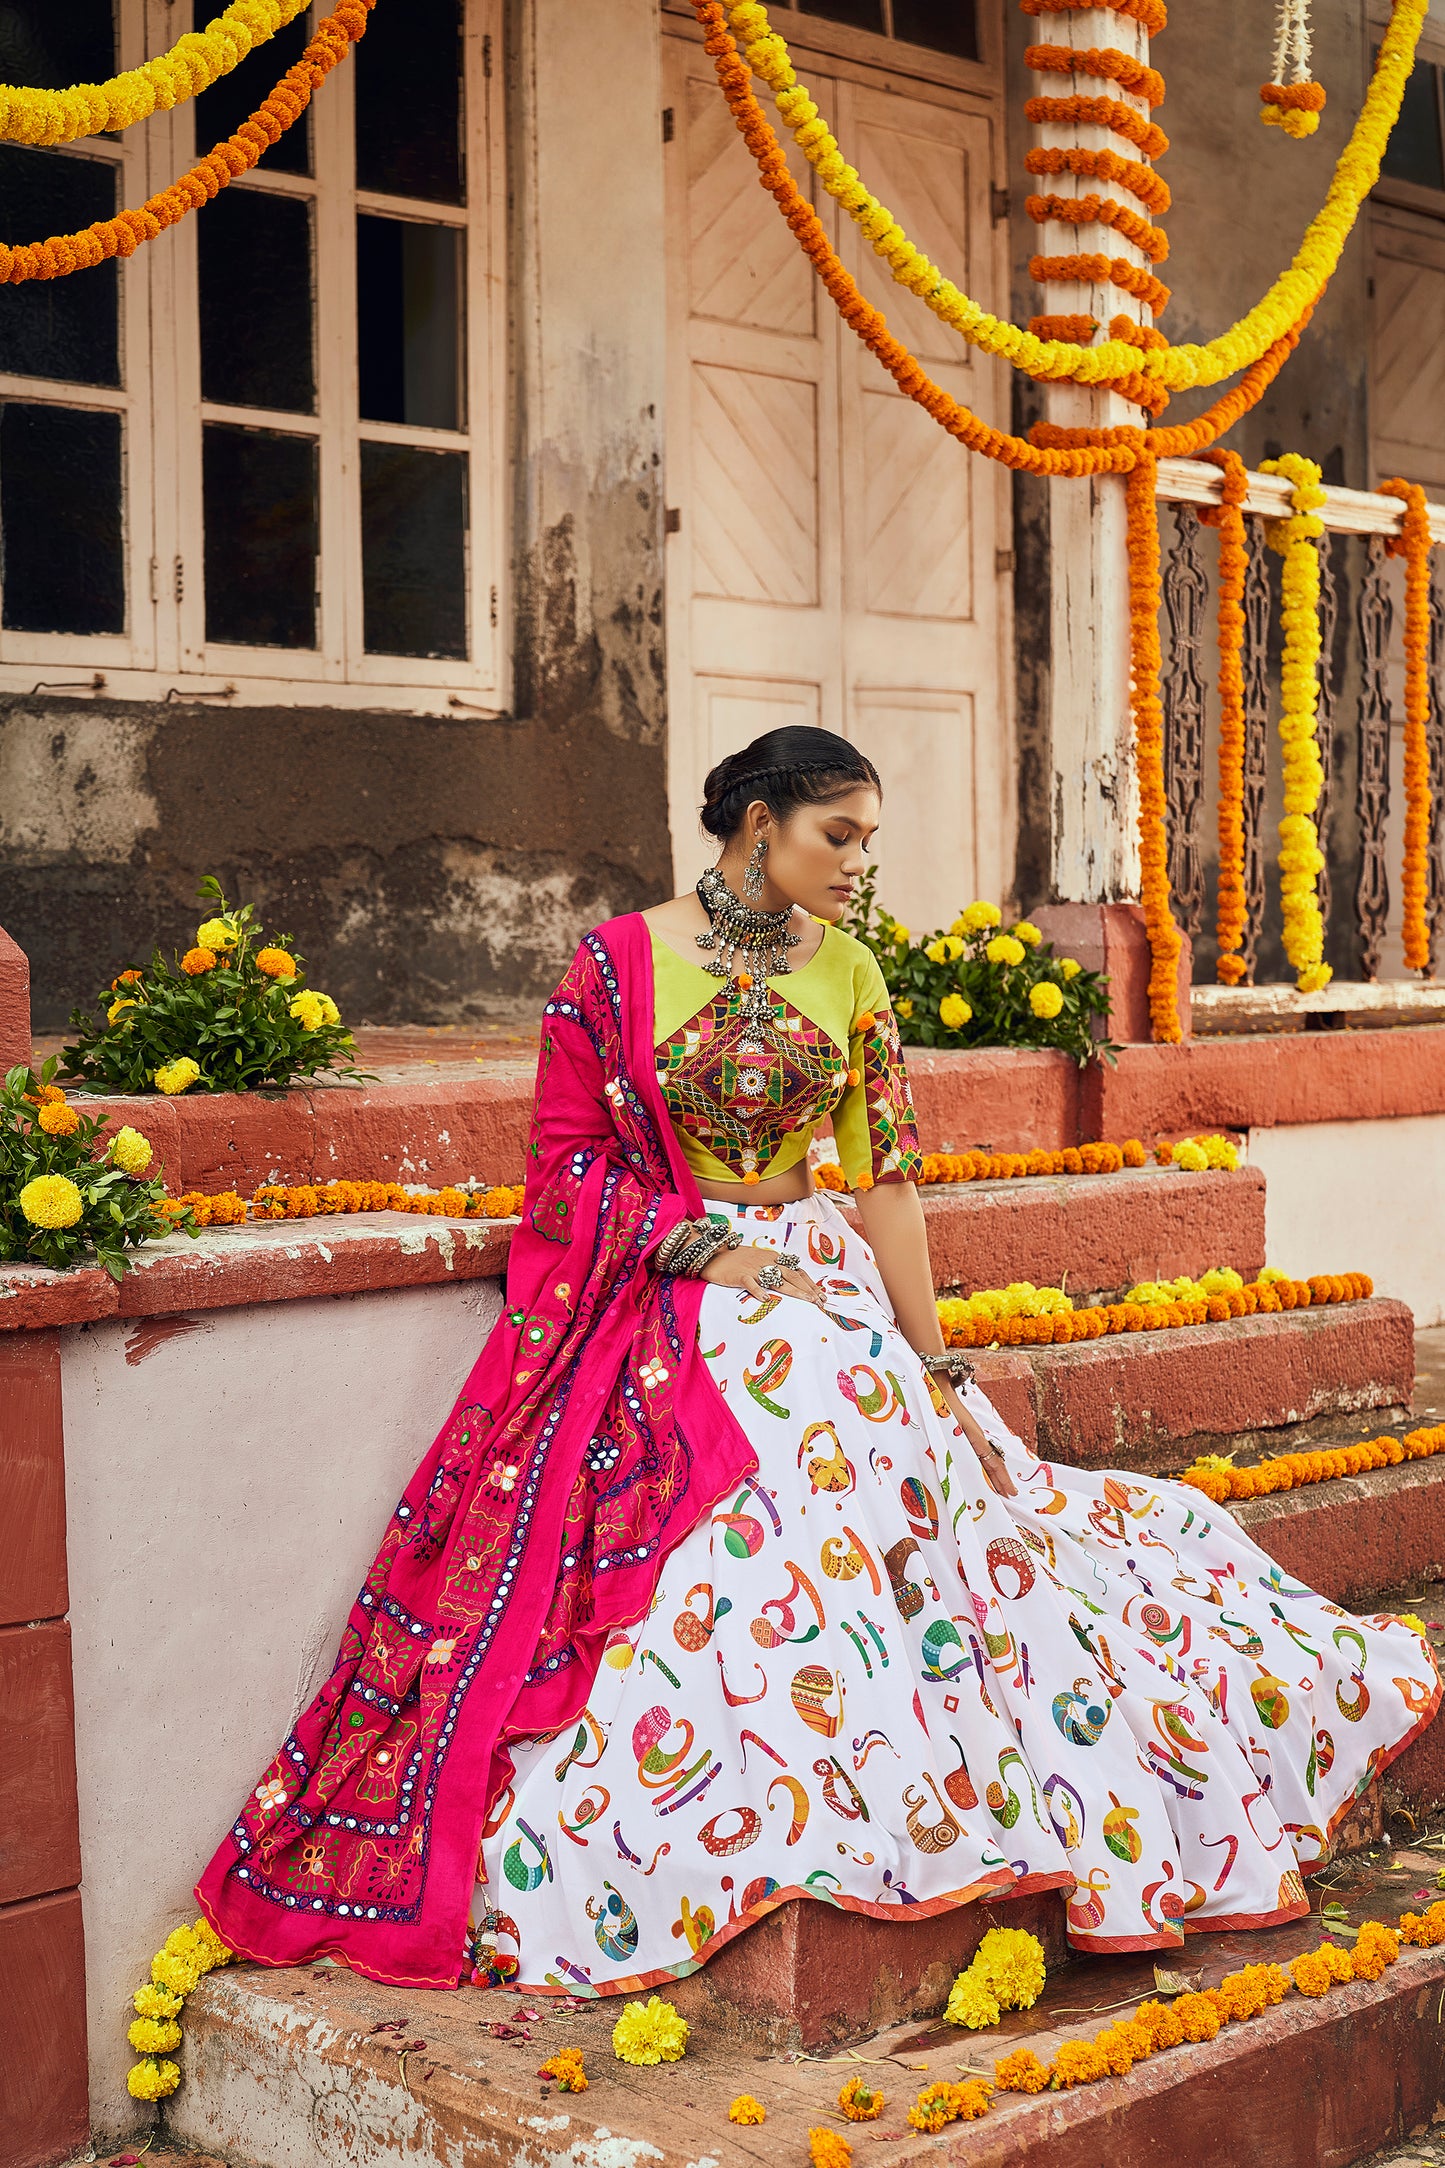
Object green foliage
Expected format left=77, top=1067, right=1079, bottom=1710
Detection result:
left=842, top=872, right=1116, bottom=1068
left=0, top=1059, right=195, bottom=1279
left=60, top=877, right=372, bottom=1096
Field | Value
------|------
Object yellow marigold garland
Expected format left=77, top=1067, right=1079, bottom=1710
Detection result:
left=1260, top=452, right=1332, bottom=991
left=126, top=1916, right=232, bottom=2100
left=723, top=0, right=1427, bottom=396
left=0, top=2, right=371, bottom=285
left=937, top=1267, right=1371, bottom=1349
left=1381, top=479, right=1436, bottom=972
left=0, top=0, right=311, bottom=145
left=1201, top=451, right=1251, bottom=981
left=1182, top=1421, right=1445, bottom=1502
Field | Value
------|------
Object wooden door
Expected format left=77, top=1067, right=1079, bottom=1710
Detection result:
left=662, top=30, right=1012, bottom=934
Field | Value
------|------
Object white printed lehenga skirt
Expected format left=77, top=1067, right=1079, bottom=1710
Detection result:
left=473, top=1194, right=1439, bottom=1995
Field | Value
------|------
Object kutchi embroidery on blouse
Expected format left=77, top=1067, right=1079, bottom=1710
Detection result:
left=655, top=984, right=848, bottom=1182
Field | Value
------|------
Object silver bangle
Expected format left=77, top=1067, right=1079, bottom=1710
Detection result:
left=920, top=1349, right=976, bottom=1382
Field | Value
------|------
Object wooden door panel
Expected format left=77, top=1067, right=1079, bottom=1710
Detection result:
left=847, top=116, right=975, bottom=368
left=684, top=74, right=817, bottom=337
left=861, top=385, right=975, bottom=620
left=691, top=363, right=821, bottom=605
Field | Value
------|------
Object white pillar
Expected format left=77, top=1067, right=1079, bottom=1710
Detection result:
left=1031, top=5, right=1158, bottom=902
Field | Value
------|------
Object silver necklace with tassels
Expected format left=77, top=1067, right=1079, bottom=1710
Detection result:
left=694, top=863, right=800, bottom=1040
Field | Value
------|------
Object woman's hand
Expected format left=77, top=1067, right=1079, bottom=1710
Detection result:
left=699, top=1243, right=825, bottom=1305
left=934, top=1374, right=1017, bottom=1498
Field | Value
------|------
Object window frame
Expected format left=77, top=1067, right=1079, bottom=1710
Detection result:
left=0, top=0, right=507, bottom=716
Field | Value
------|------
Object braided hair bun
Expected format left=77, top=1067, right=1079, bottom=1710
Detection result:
left=699, top=727, right=880, bottom=840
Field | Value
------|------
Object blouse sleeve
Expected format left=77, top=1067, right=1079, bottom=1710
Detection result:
left=830, top=949, right=923, bottom=1190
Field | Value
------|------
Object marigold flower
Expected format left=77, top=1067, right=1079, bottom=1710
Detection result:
left=133, top=1983, right=183, bottom=2021
left=837, top=2076, right=884, bottom=2120
left=539, top=2048, right=588, bottom=2092
left=986, top=933, right=1026, bottom=967
left=1349, top=1920, right=1399, bottom=1982
left=896, top=996, right=914, bottom=1020
left=108, top=998, right=139, bottom=1024
left=993, top=2047, right=1049, bottom=2093
left=1172, top=1140, right=1209, bottom=1171
left=111, top=969, right=143, bottom=989
left=972, top=1926, right=1047, bottom=2009
left=611, top=1994, right=689, bottom=2065
left=890, top=923, right=910, bottom=946
left=1011, top=920, right=1042, bottom=946
left=314, top=992, right=341, bottom=1026
left=1172, top=1991, right=1223, bottom=2041
left=256, top=946, right=298, bottom=979
left=128, top=2015, right=182, bottom=2056
left=196, top=917, right=237, bottom=951
left=19, top=1174, right=84, bottom=1229
left=109, top=1125, right=154, bottom=1175
left=906, top=2080, right=989, bottom=2131
left=925, top=934, right=965, bottom=964
left=943, top=1968, right=1000, bottom=2030
left=729, top=2095, right=766, bottom=2125
left=182, top=946, right=218, bottom=976
left=126, top=2056, right=181, bottom=2100
left=957, top=900, right=1002, bottom=934
left=1059, top=956, right=1082, bottom=980
left=154, top=1058, right=202, bottom=1096
left=809, top=2130, right=852, bottom=2168
left=938, top=992, right=972, bottom=1031
left=1030, top=981, right=1064, bottom=1020
left=1049, top=2039, right=1111, bottom=2087
left=289, top=991, right=325, bottom=1031
left=37, top=1099, right=81, bottom=1136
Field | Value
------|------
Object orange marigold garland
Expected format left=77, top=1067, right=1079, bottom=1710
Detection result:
left=1026, top=192, right=1169, bottom=266
left=1021, top=0, right=1168, bottom=31
left=1126, top=448, right=1184, bottom=1041
left=1024, top=143, right=1172, bottom=219
left=1381, top=479, right=1436, bottom=971
left=157, top=1178, right=526, bottom=1228
left=1201, top=451, right=1251, bottom=981
left=1182, top=1421, right=1445, bottom=1503
left=1022, top=91, right=1169, bottom=163
left=0, top=1, right=372, bottom=285
left=1023, top=44, right=1166, bottom=108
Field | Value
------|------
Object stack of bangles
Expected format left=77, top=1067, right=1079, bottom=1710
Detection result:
left=652, top=1213, right=745, bottom=1278
left=920, top=1348, right=977, bottom=1385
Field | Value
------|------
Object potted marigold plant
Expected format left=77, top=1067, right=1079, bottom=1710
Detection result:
left=844, top=872, right=1114, bottom=1067
left=61, top=878, right=370, bottom=1096
left=0, top=1060, right=192, bottom=1278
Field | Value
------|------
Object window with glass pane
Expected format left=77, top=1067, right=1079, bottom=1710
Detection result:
left=893, top=0, right=978, bottom=60
left=1381, top=58, right=1445, bottom=191
left=1, top=402, right=124, bottom=635
left=191, top=0, right=313, bottom=175
left=357, top=216, right=463, bottom=429
left=360, top=442, right=467, bottom=658
left=0, top=1, right=114, bottom=90
left=200, top=188, right=316, bottom=413
left=355, top=0, right=464, bottom=204
left=0, top=148, right=120, bottom=385
left=203, top=424, right=318, bottom=648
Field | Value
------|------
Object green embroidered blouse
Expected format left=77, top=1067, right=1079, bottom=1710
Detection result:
left=650, top=923, right=922, bottom=1190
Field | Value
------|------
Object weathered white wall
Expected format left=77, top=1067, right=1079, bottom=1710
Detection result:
left=1250, top=1114, right=1445, bottom=1331
left=62, top=1277, right=503, bottom=2137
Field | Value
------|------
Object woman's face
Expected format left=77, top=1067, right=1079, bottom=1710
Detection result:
left=723, top=784, right=881, bottom=922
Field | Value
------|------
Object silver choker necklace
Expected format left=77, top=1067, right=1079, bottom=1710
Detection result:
left=695, top=867, right=800, bottom=1028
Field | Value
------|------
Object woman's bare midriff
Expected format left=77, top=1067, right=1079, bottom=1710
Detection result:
left=696, top=1164, right=816, bottom=1208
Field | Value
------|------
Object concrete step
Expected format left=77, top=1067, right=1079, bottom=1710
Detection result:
left=910, top=1164, right=1265, bottom=1297
left=168, top=1861, right=1445, bottom=2168
left=972, top=1296, right=1414, bottom=1472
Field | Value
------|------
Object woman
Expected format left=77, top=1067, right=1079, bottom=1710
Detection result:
left=200, top=726, right=1437, bottom=1997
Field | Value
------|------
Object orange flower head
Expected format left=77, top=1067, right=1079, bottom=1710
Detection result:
left=38, top=1100, right=82, bottom=1137
left=182, top=946, right=218, bottom=976
left=256, top=947, right=298, bottom=979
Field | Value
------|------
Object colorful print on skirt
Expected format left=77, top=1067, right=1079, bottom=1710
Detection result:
left=473, top=1194, right=1438, bottom=1995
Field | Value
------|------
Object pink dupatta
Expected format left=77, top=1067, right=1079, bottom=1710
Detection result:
left=198, top=915, right=756, bottom=1987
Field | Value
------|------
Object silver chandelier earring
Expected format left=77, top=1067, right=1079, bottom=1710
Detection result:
left=743, top=835, right=768, bottom=902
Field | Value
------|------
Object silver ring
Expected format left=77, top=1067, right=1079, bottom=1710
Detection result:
left=757, top=1263, right=784, bottom=1291
left=778, top=1251, right=800, bottom=1271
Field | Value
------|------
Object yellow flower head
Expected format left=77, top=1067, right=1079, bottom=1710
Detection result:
left=196, top=918, right=238, bottom=951
left=1059, top=957, right=1082, bottom=980
left=313, top=992, right=341, bottom=1027
left=1011, top=921, right=1042, bottom=947
left=153, top=1058, right=201, bottom=1096
left=128, top=2015, right=182, bottom=2056
left=126, top=2056, right=181, bottom=2101
left=256, top=946, right=297, bottom=979
left=182, top=946, right=218, bottom=976
left=19, top=1174, right=84, bottom=1230
left=729, top=2096, right=766, bottom=2126
left=109, top=1125, right=154, bottom=1176
left=1171, top=1140, right=1209, bottom=1172
left=956, top=900, right=1002, bottom=934
left=1029, top=981, right=1064, bottom=1020
left=943, top=1967, right=1001, bottom=2030
left=972, top=1926, right=1047, bottom=2009
left=1398, top=1612, right=1428, bottom=1637
left=985, top=934, right=1026, bottom=968
left=924, top=934, right=964, bottom=963
left=838, top=2076, right=885, bottom=2120
left=895, top=996, right=914, bottom=1020
left=108, top=997, right=139, bottom=1025
left=938, top=992, right=972, bottom=1031
left=890, top=923, right=910, bottom=947
left=133, top=1983, right=183, bottom=2021
left=289, top=990, right=326, bottom=1032
left=38, top=1099, right=82, bottom=1136
left=611, top=1994, right=689, bottom=2065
